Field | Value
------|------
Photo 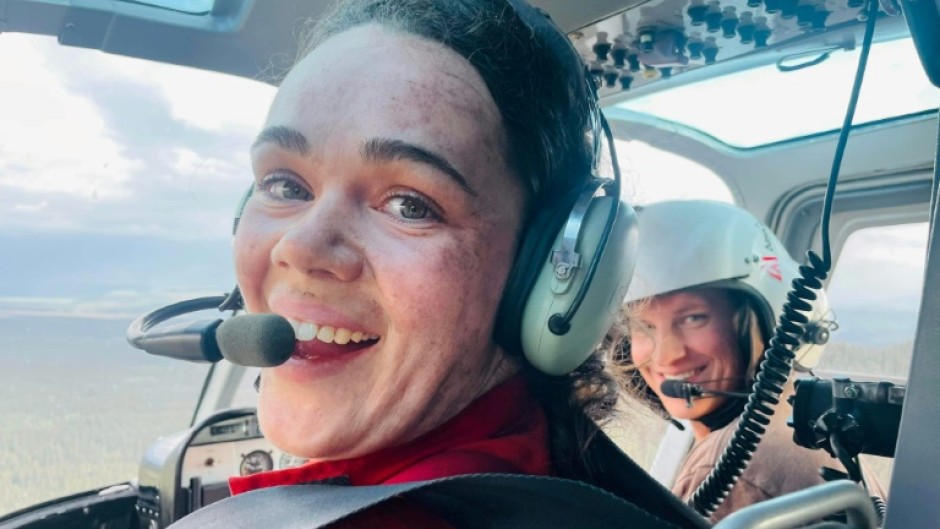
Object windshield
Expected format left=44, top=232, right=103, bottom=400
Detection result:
left=616, top=37, right=940, bottom=148
left=0, top=33, right=275, bottom=515
left=121, top=0, right=214, bottom=14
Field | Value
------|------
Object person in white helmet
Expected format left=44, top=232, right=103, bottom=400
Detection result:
left=613, top=200, right=883, bottom=522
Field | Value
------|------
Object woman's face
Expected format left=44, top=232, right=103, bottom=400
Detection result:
left=629, top=289, right=744, bottom=425
left=234, top=25, right=526, bottom=460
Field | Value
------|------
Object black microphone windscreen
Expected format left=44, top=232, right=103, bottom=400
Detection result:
left=660, top=379, right=691, bottom=399
left=216, top=314, right=295, bottom=367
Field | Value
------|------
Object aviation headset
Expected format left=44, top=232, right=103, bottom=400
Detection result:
left=230, top=0, right=639, bottom=376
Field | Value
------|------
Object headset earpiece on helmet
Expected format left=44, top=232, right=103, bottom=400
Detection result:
left=230, top=0, right=640, bottom=376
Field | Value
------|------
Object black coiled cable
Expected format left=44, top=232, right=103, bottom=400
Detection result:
left=689, top=253, right=829, bottom=516
left=871, top=495, right=887, bottom=525
left=688, top=0, right=880, bottom=516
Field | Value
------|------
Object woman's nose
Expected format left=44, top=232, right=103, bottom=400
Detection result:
left=653, top=331, right=687, bottom=365
left=270, top=193, right=364, bottom=282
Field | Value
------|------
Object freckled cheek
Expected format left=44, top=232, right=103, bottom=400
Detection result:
left=377, top=236, right=508, bottom=341
left=380, top=250, right=463, bottom=327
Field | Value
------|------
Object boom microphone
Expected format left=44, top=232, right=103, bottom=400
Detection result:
left=216, top=314, right=295, bottom=367
left=128, top=298, right=296, bottom=367
left=660, top=379, right=751, bottom=400
left=661, top=379, right=704, bottom=400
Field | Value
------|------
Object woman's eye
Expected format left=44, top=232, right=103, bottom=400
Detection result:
left=681, top=314, right=709, bottom=327
left=384, top=194, right=441, bottom=222
left=257, top=173, right=311, bottom=202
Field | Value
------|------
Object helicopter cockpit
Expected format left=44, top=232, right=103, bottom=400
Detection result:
left=1, top=0, right=938, bottom=527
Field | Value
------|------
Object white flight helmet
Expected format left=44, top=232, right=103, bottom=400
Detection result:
left=625, top=200, right=830, bottom=371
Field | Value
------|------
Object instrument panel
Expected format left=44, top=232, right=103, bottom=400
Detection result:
left=181, top=413, right=307, bottom=485
left=138, top=409, right=307, bottom=528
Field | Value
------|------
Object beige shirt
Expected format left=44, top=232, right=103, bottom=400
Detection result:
left=671, top=393, right=886, bottom=523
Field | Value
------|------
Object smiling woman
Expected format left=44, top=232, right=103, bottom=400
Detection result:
left=614, top=200, right=885, bottom=522
left=237, top=24, right=528, bottom=462
left=196, top=0, right=680, bottom=526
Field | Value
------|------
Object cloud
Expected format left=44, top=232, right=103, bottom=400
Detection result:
left=12, top=200, right=49, bottom=212
left=0, top=34, right=275, bottom=241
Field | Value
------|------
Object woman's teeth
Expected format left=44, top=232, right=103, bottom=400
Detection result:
left=664, top=370, right=698, bottom=381
left=287, top=318, right=379, bottom=345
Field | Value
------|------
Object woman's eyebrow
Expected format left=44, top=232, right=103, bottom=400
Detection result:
left=252, top=125, right=310, bottom=155
left=362, top=137, right=477, bottom=197
left=676, top=304, right=709, bottom=315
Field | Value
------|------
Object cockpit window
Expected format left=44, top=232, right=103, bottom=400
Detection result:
left=616, top=140, right=734, bottom=205
left=0, top=33, right=275, bottom=515
left=615, top=37, right=940, bottom=149
left=121, top=0, right=215, bottom=15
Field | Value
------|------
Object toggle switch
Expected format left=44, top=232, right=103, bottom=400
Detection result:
left=688, top=0, right=708, bottom=26
left=626, top=50, right=641, bottom=72
left=737, top=11, right=755, bottom=44
left=611, top=36, right=629, bottom=67
left=686, top=32, right=705, bottom=59
left=705, top=1, right=723, bottom=33
left=619, top=71, right=635, bottom=90
left=764, top=0, right=782, bottom=13
left=604, top=65, right=620, bottom=87
left=811, top=0, right=830, bottom=29
left=593, top=32, right=613, bottom=61
left=753, top=16, right=772, bottom=48
left=702, top=37, right=719, bottom=64
left=721, top=6, right=739, bottom=38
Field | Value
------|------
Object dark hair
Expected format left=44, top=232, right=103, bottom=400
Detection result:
left=298, top=0, right=595, bottom=206
left=296, top=0, right=618, bottom=481
left=613, top=288, right=766, bottom=419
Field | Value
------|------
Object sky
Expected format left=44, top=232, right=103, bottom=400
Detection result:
left=0, top=34, right=274, bottom=318
left=0, top=33, right=930, bottom=345
left=619, top=38, right=940, bottom=148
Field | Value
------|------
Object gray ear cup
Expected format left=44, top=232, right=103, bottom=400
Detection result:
left=521, top=196, right=639, bottom=375
left=223, top=186, right=254, bottom=312
left=232, top=186, right=253, bottom=235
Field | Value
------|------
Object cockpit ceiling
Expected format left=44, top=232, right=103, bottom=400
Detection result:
left=570, top=0, right=900, bottom=101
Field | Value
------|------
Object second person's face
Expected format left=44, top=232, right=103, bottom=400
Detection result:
left=629, top=289, right=744, bottom=426
left=233, top=25, right=527, bottom=460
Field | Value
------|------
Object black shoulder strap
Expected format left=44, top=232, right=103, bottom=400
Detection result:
left=169, top=473, right=706, bottom=529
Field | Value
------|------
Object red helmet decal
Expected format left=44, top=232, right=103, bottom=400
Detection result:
left=760, top=255, right=783, bottom=281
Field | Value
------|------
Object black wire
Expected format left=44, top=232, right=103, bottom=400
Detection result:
left=820, top=0, right=880, bottom=268
left=688, top=0, right=881, bottom=516
left=830, top=433, right=864, bottom=484
left=872, top=495, right=887, bottom=525
left=126, top=295, right=229, bottom=349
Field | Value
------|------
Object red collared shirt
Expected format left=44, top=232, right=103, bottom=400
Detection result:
left=230, top=376, right=552, bottom=528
